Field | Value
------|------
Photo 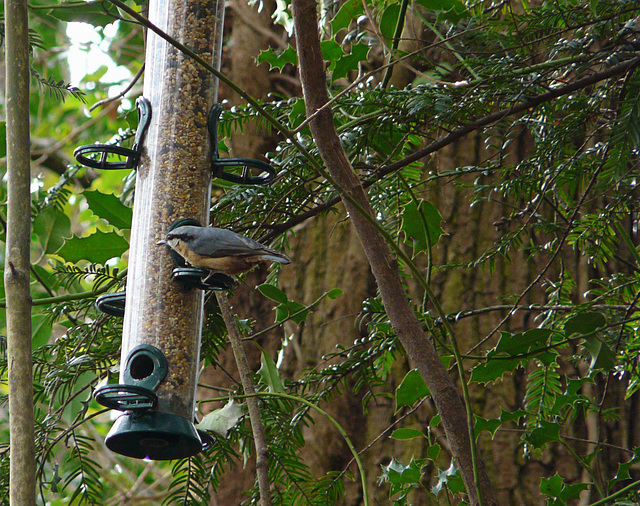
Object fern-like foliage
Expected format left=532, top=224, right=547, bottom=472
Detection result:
left=59, top=432, right=105, bottom=504
left=523, top=359, right=563, bottom=427
left=32, top=68, right=87, bottom=103
left=163, top=457, right=211, bottom=505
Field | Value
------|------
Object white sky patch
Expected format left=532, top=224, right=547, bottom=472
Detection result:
left=66, top=21, right=133, bottom=98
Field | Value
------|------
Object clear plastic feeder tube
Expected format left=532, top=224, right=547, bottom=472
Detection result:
left=121, top=0, right=225, bottom=420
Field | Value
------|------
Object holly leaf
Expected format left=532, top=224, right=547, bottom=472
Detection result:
left=414, top=0, right=469, bottom=23
left=330, top=0, right=363, bottom=33
left=33, top=206, right=71, bottom=255
left=257, top=46, right=298, bottom=71
left=82, top=190, right=132, bottom=230
left=565, top=311, right=606, bottom=337
left=494, top=329, right=552, bottom=356
left=380, top=4, right=401, bottom=42
left=583, top=337, right=616, bottom=372
left=395, top=369, right=430, bottom=411
left=401, top=199, right=444, bottom=256
left=332, top=43, right=370, bottom=81
left=321, top=40, right=344, bottom=72
left=469, top=357, right=522, bottom=384
left=527, top=420, right=560, bottom=448
left=258, top=283, right=289, bottom=304
left=57, top=231, right=128, bottom=265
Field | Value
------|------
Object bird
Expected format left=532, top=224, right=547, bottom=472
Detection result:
left=157, top=225, right=291, bottom=277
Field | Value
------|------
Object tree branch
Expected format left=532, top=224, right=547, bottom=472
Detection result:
left=290, top=0, right=495, bottom=503
left=374, top=53, right=640, bottom=177
left=260, top=53, right=640, bottom=243
left=215, top=291, right=272, bottom=506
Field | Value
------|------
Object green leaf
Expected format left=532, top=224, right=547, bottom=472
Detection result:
left=32, top=313, right=52, bottom=349
left=583, top=337, right=616, bottom=372
left=564, top=311, right=606, bottom=337
left=257, top=283, right=289, bottom=304
left=475, top=409, right=526, bottom=439
left=400, top=199, right=444, bottom=255
left=321, top=40, right=344, bottom=72
left=527, top=420, right=560, bottom=448
left=0, top=122, right=6, bottom=158
left=257, top=46, right=298, bottom=71
left=82, top=190, right=132, bottom=230
left=395, top=369, right=430, bottom=411
left=608, top=450, right=640, bottom=491
left=540, top=472, right=589, bottom=501
left=57, top=231, right=128, bottom=265
left=33, top=206, right=71, bottom=255
left=381, top=458, right=425, bottom=486
left=275, top=299, right=309, bottom=324
left=494, top=329, right=552, bottom=356
left=332, top=43, right=370, bottom=81
left=414, top=0, right=469, bottom=22
left=390, top=428, right=426, bottom=440
left=540, top=473, right=564, bottom=498
left=47, top=3, right=119, bottom=27
left=474, top=416, right=502, bottom=439
left=379, top=4, right=401, bottom=42
left=197, top=399, right=247, bottom=437
left=427, top=443, right=440, bottom=461
left=469, top=357, right=522, bottom=384
left=257, top=351, right=285, bottom=393
left=327, top=288, right=343, bottom=299
left=288, top=97, right=307, bottom=130
left=330, top=0, right=363, bottom=33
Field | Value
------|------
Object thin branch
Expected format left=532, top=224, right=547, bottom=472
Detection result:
left=0, top=267, right=127, bottom=308
left=261, top=54, right=640, bottom=243
left=290, top=0, right=494, bottom=502
left=373, top=54, right=640, bottom=178
left=89, top=63, right=145, bottom=112
left=202, top=390, right=369, bottom=505
left=216, top=291, right=272, bottom=506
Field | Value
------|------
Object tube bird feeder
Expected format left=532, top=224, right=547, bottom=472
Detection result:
left=74, top=0, right=280, bottom=460
left=96, top=0, right=225, bottom=460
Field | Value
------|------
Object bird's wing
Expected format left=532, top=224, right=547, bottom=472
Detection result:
left=190, top=228, right=269, bottom=258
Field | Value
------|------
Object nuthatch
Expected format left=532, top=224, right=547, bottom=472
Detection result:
left=157, top=225, right=291, bottom=277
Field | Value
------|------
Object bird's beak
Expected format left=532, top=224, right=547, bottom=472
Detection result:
left=157, top=239, right=167, bottom=246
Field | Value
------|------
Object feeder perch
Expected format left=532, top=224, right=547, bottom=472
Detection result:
left=74, top=97, right=151, bottom=170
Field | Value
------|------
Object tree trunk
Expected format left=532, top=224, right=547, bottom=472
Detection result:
left=4, top=0, right=36, bottom=500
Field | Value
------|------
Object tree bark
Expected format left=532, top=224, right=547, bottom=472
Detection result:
left=290, top=0, right=495, bottom=503
left=4, top=0, right=36, bottom=500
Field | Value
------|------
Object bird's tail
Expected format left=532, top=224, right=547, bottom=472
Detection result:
left=261, top=250, right=291, bottom=265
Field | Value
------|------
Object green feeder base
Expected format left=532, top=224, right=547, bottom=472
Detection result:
left=105, top=411, right=203, bottom=460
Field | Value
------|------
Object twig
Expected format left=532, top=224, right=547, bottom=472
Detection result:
left=215, top=291, right=272, bottom=506
left=89, top=63, right=145, bottom=111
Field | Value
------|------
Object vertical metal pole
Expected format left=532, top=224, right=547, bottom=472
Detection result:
left=107, top=0, right=225, bottom=459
